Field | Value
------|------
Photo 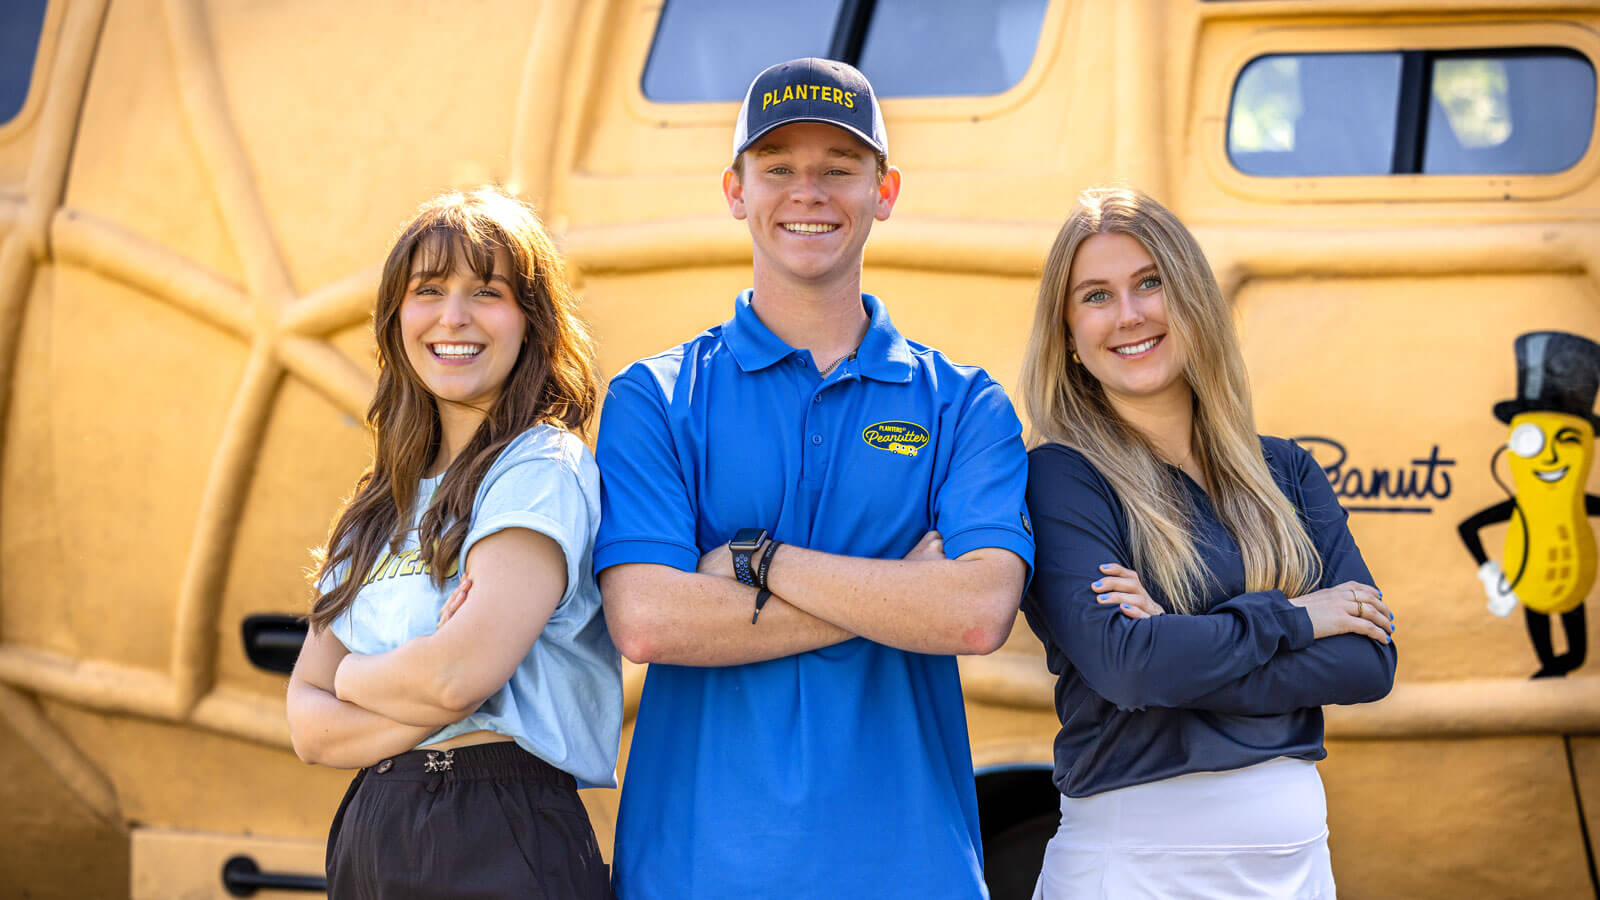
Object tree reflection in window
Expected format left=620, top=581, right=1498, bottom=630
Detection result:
left=1228, top=57, right=1300, bottom=154
left=1433, top=59, right=1511, bottom=149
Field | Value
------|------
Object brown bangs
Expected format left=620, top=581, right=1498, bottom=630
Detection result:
left=401, top=217, right=510, bottom=288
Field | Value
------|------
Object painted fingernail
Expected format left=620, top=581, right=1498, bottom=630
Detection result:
left=1121, top=603, right=1132, bottom=610
left=1093, top=579, right=1104, bottom=589
left=1099, top=564, right=1113, bottom=571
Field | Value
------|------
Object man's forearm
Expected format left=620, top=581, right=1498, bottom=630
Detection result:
left=603, top=565, right=854, bottom=666
left=765, top=545, right=1023, bottom=655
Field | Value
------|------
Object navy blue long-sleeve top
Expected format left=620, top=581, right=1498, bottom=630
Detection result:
left=1022, top=435, right=1397, bottom=798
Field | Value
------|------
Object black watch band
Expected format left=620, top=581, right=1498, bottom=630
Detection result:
left=732, top=546, right=758, bottom=587
left=728, top=528, right=768, bottom=588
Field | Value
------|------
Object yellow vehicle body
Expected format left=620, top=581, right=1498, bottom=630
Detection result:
left=0, top=1, right=1597, bottom=897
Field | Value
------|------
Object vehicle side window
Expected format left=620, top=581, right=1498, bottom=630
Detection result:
left=855, top=0, right=1050, bottom=97
left=0, top=1, right=49, bottom=124
left=641, top=0, right=845, bottom=103
left=640, top=0, right=1051, bottom=102
left=1228, top=48, right=1595, bottom=177
left=1229, top=53, right=1402, bottom=176
left=1426, top=51, right=1596, bottom=175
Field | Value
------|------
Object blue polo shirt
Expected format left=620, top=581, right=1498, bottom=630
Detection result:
left=595, top=291, right=1033, bottom=899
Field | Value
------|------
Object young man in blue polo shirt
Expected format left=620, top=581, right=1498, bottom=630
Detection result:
left=595, top=58, right=1033, bottom=899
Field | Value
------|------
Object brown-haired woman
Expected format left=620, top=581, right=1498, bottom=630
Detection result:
left=1018, top=186, right=1397, bottom=897
left=286, top=186, right=619, bottom=898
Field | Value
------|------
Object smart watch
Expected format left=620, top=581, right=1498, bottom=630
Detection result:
left=728, top=528, right=768, bottom=588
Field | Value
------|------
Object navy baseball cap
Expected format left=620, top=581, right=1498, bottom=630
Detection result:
left=732, top=57, right=887, bottom=157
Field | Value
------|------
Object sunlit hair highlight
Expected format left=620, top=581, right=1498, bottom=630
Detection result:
left=1018, top=186, right=1319, bottom=614
left=309, top=186, right=599, bottom=632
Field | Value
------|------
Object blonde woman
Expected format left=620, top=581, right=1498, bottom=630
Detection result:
left=1018, top=187, right=1396, bottom=898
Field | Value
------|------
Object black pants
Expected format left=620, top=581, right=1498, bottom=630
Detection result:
left=326, top=742, right=613, bottom=899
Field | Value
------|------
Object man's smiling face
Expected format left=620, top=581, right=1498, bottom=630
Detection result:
left=724, top=121, right=899, bottom=291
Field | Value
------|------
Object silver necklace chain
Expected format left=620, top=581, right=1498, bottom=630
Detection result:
left=818, top=352, right=852, bottom=377
left=817, top=340, right=862, bottom=378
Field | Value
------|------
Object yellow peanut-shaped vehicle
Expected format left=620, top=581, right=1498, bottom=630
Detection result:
left=1459, top=331, right=1600, bottom=678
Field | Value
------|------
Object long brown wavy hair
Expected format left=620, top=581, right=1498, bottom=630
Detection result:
left=308, top=186, right=599, bottom=632
left=1019, top=186, right=1319, bottom=614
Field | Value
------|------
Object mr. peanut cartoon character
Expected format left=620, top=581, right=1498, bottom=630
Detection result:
left=1459, top=331, right=1600, bottom=678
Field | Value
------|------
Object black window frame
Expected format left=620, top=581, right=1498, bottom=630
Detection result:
left=1226, top=45, right=1595, bottom=177
left=827, top=0, right=878, bottom=62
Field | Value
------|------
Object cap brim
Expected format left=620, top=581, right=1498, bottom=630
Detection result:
left=735, top=117, right=885, bottom=157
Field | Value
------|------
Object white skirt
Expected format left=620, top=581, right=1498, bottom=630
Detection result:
left=1032, top=757, right=1336, bottom=899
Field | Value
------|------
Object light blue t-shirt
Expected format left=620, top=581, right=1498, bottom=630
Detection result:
left=327, top=424, right=621, bottom=788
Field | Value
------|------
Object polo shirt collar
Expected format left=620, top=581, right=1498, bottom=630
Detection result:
left=722, top=290, right=914, bottom=383
left=855, top=293, right=915, bottom=383
left=723, top=290, right=792, bottom=372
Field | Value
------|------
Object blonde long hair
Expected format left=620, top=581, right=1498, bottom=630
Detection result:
left=1019, top=187, right=1319, bottom=613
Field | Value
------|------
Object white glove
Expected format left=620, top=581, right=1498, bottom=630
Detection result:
left=1478, top=560, right=1520, bottom=617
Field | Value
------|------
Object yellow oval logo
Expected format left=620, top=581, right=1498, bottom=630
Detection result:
left=862, top=421, right=930, bottom=458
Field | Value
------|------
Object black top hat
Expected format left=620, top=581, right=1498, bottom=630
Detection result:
left=1493, top=330, right=1600, bottom=431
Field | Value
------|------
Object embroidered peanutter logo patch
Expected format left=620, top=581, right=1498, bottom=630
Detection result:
left=862, top=421, right=930, bottom=458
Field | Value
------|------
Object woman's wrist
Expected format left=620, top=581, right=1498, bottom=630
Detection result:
left=333, top=653, right=356, bottom=702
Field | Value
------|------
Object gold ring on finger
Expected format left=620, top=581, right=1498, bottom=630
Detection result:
left=1356, top=599, right=1364, bottom=617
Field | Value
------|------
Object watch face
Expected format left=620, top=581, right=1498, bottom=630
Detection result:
left=730, top=528, right=768, bottom=550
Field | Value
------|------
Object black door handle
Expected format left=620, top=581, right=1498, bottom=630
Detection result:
left=221, top=855, right=326, bottom=896
left=241, top=614, right=308, bottom=673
